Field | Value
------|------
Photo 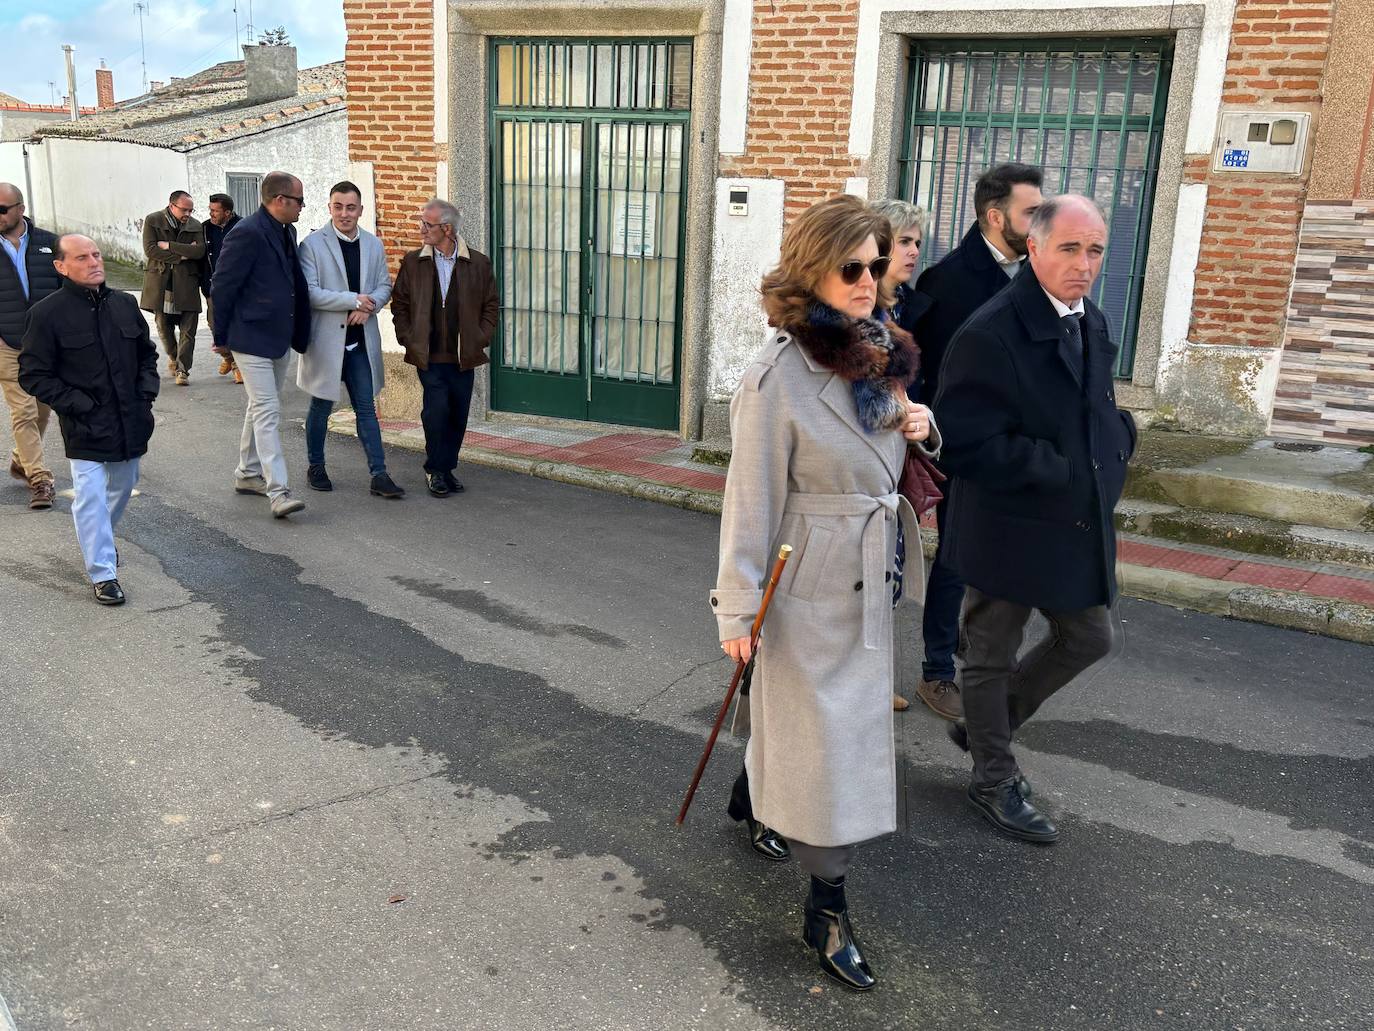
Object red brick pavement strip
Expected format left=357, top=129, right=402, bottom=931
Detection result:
left=349, top=418, right=1374, bottom=616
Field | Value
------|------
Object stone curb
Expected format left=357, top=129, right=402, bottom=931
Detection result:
left=347, top=423, right=1374, bottom=645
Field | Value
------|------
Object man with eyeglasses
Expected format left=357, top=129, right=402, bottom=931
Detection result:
left=211, top=170, right=311, bottom=518
left=0, top=181, right=62, bottom=510
left=140, top=190, right=206, bottom=386
left=390, top=198, right=498, bottom=497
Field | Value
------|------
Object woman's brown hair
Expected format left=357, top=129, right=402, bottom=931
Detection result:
left=760, top=194, right=894, bottom=329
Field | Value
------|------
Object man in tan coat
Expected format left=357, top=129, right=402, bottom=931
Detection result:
left=140, top=190, right=206, bottom=385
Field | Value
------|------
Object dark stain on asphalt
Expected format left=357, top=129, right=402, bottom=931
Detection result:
left=390, top=576, right=626, bottom=648
left=122, top=496, right=1374, bottom=1030
left=1018, top=719, right=1374, bottom=846
left=2, top=554, right=96, bottom=595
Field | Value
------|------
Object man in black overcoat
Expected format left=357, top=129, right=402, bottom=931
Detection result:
left=934, top=194, right=1136, bottom=844
left=907, top=165, right=1044, bottom=721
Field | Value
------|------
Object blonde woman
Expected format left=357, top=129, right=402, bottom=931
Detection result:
left=711, top=194, right=940, bottom=990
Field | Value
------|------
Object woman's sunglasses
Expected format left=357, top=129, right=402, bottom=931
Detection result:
left=838, top=256, right=891, bottom=285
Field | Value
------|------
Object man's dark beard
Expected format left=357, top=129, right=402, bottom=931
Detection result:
left=1002, top=221, right=1029, bottom=257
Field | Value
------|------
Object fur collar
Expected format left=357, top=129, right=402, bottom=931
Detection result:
left=790, top=303, right=921, bottom=433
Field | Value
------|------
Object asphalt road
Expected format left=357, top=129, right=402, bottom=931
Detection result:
left=1, top=349, right=1371, bottom=1030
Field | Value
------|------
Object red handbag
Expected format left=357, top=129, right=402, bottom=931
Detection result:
left=899, top=446, right=946, bottom=515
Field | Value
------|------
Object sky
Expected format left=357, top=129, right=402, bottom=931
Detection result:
left=0, top=0, right=345, bottom=106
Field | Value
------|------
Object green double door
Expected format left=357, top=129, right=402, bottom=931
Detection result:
left=489, top=39, right=691, bottom=429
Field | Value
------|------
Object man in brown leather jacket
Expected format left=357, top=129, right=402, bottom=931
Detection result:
left=389, top=198, right=499, bottom=498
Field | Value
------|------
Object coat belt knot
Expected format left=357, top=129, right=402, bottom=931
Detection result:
left=782, top=490, right=917, bottom=650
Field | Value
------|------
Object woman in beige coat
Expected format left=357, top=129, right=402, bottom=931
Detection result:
left=711, top=195, right=939, bottom=991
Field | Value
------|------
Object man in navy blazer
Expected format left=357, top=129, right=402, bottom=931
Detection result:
left=212, top=170, right=311, bottom=518
left=908, top=164, right=1043, bottom=722
left=935, top=195, right=1135, bottom=846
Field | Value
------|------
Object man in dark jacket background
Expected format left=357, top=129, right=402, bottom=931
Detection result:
left=204, top=192, right=243, bottom=382
left=908, top=164, right=1044, bottom=722
left=0, top=182, right=63, bottom=510
left=211, top=170, right=311, bottom=518
left=390, top=198, right=498, bottom=498
left=935, top=194, right=1135, bottom=845
left=19, top=235, right=159, bottom=606
left=140, top=190, right=206, bottom=386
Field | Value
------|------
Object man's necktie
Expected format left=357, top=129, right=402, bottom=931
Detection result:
left=1060, top=313, right=1085, bottom=385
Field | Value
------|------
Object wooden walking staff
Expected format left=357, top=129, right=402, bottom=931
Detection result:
left=676, top=544, right=793, bottom=826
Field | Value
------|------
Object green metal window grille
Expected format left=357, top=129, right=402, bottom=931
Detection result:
left=489, top=40, right=691, bottom=428
left=899, top=38, right=1174, bottom=377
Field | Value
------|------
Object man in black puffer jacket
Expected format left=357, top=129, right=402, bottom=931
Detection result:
left=20, top=235, right=159, bottom=606
left=0, top=182, right=63, bottom=509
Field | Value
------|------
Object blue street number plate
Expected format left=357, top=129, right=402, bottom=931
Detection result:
left=1221, top=148, right=1250, bottom=168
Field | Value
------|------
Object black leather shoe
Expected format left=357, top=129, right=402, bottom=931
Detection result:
left=93, top=579, right=126, bottom=606
left=306, top=464, right=333, bottom=492
left=967, top=777, right=1058, bottom=843
left=370, top=472, right=405, bottom=499
left=443, top=471, right=465, bottom=493
left=426, top=472, right=451, bottom=497
left=803, top=877, right=876, bottom=991
left=726, top=769, right=789, bottom=862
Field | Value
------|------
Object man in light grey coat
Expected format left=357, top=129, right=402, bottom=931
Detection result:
left=297, top=180, right=402, bottom=498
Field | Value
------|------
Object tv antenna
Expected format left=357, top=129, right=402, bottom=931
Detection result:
left=134, top=1, right=149, bottom=93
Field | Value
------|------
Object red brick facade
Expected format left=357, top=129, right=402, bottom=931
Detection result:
left=718, top=0, right=862, bottom=217
left=342, top=0, right=441, bottom=268
left=1185, top=0, right=1334, bottom=349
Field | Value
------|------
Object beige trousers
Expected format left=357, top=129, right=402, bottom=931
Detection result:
left=0, top=342, right=52, bottom=484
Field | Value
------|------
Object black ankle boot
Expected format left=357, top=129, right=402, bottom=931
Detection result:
left=726, top=766, right=790, bottom=862
left=803, top=876, right=876, bottom=990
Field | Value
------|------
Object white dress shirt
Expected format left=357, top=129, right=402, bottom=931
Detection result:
left=1041, top=288, right=1086, bottom=319
left=982, top=233, right=1025, bottom=279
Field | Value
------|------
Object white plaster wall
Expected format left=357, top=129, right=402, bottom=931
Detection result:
left=27, top=137, right=188, bottom=263
left=706, top=178, right=785, bottom=399
left=0, top=142, right=27, bottom=196
left=718, top=0, right=752, bottom=155
left=186, top=110, right=349, bottom=242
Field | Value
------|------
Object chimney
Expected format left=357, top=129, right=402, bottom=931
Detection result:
left=150, top=80, right=164, bottom=92
left=243, top=44, right=298, bottom=105
left=95, top=62, right=115, bottom=110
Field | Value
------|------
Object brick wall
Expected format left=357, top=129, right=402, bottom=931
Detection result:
left=342, top=0, right=441, bottom=268
left=1186, top=0, right=1335, bottom=349
left=719, top=0, right=862, bottom=217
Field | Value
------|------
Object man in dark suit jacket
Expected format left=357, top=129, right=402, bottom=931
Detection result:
left=909, top=164, right=1044, bottom=722
left=211, top=170, right=311, bottom=518
left=935, top=195, right=1137, bottom=845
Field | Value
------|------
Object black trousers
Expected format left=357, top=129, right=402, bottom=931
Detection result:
left=418, top=363, right=475, bottom=474
left=961, top=587, right=1121, bottom=786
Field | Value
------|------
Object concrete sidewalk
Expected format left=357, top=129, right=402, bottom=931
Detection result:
left=333, top=414, right=1374, bottom=644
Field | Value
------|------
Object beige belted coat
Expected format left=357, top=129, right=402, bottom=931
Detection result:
left=711, top=327, right=940, bottom=848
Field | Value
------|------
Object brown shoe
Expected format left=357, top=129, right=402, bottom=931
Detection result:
left=9, top=457, right=25, bottom=481
left=29, top=479, right=55, bottom=510
left=916, top=679, right=963, bottom=721
left=218, top=357, right=233, bottom=376
left=233, top=368, right=244, bottom=384
left=167, top=357, right=177, bottom=374
left=175, top=373, right=189, bottom=386
left=893, top=693, right=910, bottom=711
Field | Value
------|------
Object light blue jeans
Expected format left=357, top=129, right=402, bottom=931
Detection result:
left=70, top=457, right=139, bottom=584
